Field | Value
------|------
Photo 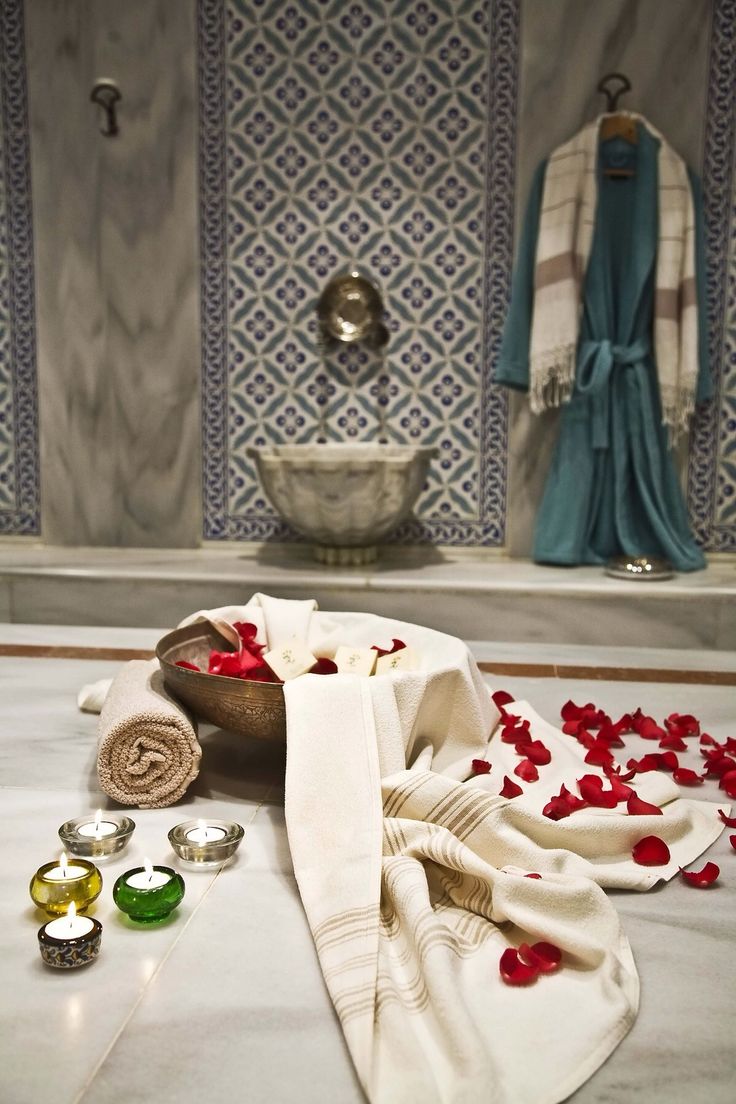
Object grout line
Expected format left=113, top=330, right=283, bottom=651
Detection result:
left=73, top=785, right=274, bottom=1104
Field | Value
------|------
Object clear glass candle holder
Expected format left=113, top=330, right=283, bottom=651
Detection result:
left=30, top=859, right=103, bottom=916
left=59, top=814, right=136, bottom=859
left=38, top=915, right=103, bottom=968
left=113, top=866, right=185, bottom=923
left=168, top=820, right=244, bottom=866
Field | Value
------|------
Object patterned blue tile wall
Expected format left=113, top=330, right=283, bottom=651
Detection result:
left=199, top=0, right=514, bottom=544
left=0, top=0, right=40, bottom=536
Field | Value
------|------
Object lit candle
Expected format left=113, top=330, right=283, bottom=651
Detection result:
left=38, top=902, right=103, bottom=969
left=43, top=901, right=94, bottom=940
left=185, top=819, right=227, bottom=845
left=76, top=810, right=118, bottom=839
left=168, top=819, right=244, bottom=865
left=125, top=857, right=172, bottom=890
left=113, top=858, right=185, bottom=923
left=59, top=813, right=135, bottom=858
left=44, top=852, right=88, bottom=881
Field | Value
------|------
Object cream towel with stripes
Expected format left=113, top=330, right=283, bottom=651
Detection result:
left=199, top=596, right=720, bottom=1104
left=530, top=113, right=698, bottom=437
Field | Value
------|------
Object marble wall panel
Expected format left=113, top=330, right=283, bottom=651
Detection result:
left=25, top=0, right=201, bottom=546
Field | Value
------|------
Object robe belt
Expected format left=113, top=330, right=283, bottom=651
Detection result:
left=576, top=338, right=651, bottom=448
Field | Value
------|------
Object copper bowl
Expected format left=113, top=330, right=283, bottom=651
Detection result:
left=156, top=623, right=286, bottom=742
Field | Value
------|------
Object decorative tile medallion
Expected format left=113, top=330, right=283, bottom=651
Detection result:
left=0, top=0, right=40, bottom=536
left=687, top=0, right=736, bottom=551
left=198, top=0, right=518, bottom=544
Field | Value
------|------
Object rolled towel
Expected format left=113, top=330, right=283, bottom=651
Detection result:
left=97, top=659, right=202, bottom=808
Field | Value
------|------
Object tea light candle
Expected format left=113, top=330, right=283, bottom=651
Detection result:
left=37, top=902, right=103, bottom=969
left=77, top=810, right=117, bottom=838
left=185, top=820, right=227, bottom=845
left=59, top=812, right=136, bottom=859
left=113, top=858, right=185, bottom=923
left=168, top=819, right=244, bottom=865
left=30, top=853, right=103, bottom=916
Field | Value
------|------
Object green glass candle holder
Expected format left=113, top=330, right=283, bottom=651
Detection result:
left=113, top=865, right=185, bottom=923
left=30, top=859, right=103, bottom=917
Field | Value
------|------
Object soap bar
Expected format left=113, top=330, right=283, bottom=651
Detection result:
left=263, top=639, right=319, bottom=681
left=375, top=647, right=419, bottom=674
left=334, top=645, right=377, bottom=676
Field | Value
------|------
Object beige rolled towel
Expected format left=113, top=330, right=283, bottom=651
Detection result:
left=97, top=659, right=202, bottom=808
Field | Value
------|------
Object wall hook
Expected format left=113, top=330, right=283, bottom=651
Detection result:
left=597, top=72, right=631, bottom=113
left=90, top=80, right=121, bottom=137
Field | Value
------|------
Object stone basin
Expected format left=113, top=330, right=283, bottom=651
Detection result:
left=247, top=442, right=437, bottom=564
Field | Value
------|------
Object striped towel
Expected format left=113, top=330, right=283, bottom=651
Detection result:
left=530, top=113, right=698, bottom=438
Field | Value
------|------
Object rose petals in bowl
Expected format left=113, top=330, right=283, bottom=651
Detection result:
left=679, top=862, right=719, bottom=888
left=632, top=835, right=671, bottom=866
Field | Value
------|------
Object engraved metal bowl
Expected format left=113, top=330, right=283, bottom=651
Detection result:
left=317, top=271, right=388, bottom=346
left=604, top=555, right=674, bottom=581
left=156, top=623, right=286, bottom=742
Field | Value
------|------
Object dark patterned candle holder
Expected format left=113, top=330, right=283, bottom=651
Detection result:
left=38, top=916, right=103, bottom=969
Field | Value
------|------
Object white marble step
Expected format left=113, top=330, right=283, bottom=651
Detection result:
left=0, top=543, right=734, bottom=648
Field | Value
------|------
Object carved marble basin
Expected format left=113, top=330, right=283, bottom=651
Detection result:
left=247, top=443, right=437, bottom=564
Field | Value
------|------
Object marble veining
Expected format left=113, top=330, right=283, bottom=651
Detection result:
left=25, top=0, right=201, bottom=546
left=0, top=640, right=734, bottom=1102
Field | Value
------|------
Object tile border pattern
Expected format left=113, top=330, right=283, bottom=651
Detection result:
left=687, top=0, right=736, bottom=551
left=197, top=0, right=519, bottom=545
left=0, top=0, right=40, bottom=536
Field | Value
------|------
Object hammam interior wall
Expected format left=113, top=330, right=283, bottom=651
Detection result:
left=0, top=0, right=734, bottom=555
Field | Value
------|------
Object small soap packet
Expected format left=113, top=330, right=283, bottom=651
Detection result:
left=334, top=645, right=377, bottom=676
left=263, top=638, right=319, bottom=681
left=374, top=646, right=419, bottom=674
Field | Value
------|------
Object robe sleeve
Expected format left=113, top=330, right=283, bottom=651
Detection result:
left=688, top=168, right=712, bottom=405
left=493, top=160, right=547, bottom=391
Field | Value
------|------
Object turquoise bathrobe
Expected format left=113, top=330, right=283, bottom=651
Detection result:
left=495, top=125, right=711, bottom=571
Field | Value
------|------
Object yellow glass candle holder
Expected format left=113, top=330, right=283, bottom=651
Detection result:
left=30, top=857, right=103, bottom=916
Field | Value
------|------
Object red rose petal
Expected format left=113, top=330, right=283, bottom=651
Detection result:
left=637, top=716, right=667, bottom=740
left=522, top=740, right=551, bottom=766
left=175, top=660, right=200, bottom=671
left=700, top=733, right=716, bottom=746
left=672, top=767, right=704, bottom=786
left=561, top=700, right=586, bottom=722
left=606, top=773, right=634, bottom=802
left=471, top=759, right=492, bottom=775
left=542, top=796, right=571, bottom=821
left=499, top=948, right=538, bottom=986
left=679, top=862, right=719, bottom=887
left=500, top=716, right=531, bottom=743
left=666, top=712, right=700, bottom=738
left=577, top=774, right=619, bottom=808
left=627, top=792, right=663, bottom=816
left=658, top=734, right=688, bottom=752
left=492, top=690, right=514, bottom=713
left=514, top=759, right=539, bottom=783
left=718, top=809, right=736, bottom=828
left=310, top=657, right=338, bottom=675
left=719, top=770, right=736, bottom=798
left=524, top=873, right=542, bottom=879
left=584, top=742, right=615, bottom=768
left=657, top=751, right=679, bottom=772
left=730, top=835, right=736, bottom=851
left=500, top=775, right=523, bottom=798
left=520, top=941, right=562, bottom=973
left=371, top=638, right=406, bottom=657
left=632, top=835, right=671, bottom=866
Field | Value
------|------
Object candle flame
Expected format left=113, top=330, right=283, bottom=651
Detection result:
left=67, top=901, right=77, bottom=928
left=143, top=856, right=154, bottom=884
left=94, top=808, right=103, bottom=838
left=59, top=852, right=68, bottom=877
left=197, top=818, right=208, bottom=840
